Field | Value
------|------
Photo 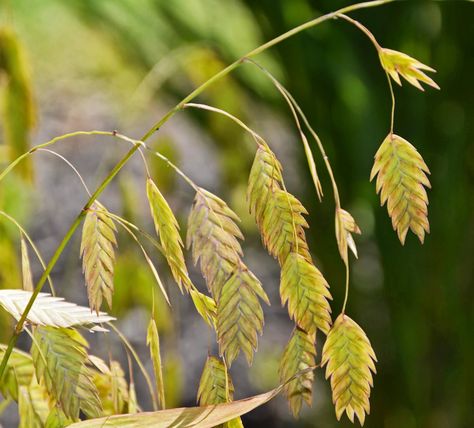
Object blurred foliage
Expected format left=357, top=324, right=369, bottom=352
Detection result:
left=0, top=1, right=473, bottom=427
left=0, top=26, right=36, bottom=181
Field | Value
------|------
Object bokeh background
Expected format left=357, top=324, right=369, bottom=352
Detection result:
left=0, top=1, right=473, bottom=427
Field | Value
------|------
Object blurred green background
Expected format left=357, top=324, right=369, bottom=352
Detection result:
left=0, top=1, right=473, bottom=427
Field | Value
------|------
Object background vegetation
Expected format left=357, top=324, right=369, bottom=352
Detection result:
left=0, top=1, right=472, bottom=427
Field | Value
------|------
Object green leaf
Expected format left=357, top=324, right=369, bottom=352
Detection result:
left=279, top=327, right=316, bottom=417
left=80, top=202, right=117, bottom=313
left=147, top=318, right=166, bottom=409
left=31, top=327, right=102, bottom=420
left=146, top=177, right=192, bottom=293
left=280, top=252, right=332, bottom=335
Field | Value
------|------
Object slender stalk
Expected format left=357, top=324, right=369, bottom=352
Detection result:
left=386, top=71, right=396, bottom=134
left=336, top=13, right=396, bottom=133
left=142, top=0, right=394, bottom=140
left=341, top=261, right=350, bottom=314
left=0, top=0, right=394, bottom=380
left=337, top=13, right=381, bottom=51
left=108, top=323, right=158, bottom=411
left=184, top=103, right=265, bottom=146
left=37, top=148, right=92, bottom=196
left=0, top=144, right=139, bottom=380
left=0, top=131, right=116, bottom=183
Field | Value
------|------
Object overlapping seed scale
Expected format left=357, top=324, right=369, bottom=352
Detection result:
left=322, top=315, right=377, bottom=426
left=281, top=252, right=332, bottom=335
left=197, top=356, right=234, bottom=405
left=262, top=189, right=311, bottom=264
left=31, top=327, right=102, bottom=420
left=379, top=48, right=439, bottom=90
left=187, top=190, right=244, bottom=298
left=336, top=208, right=361, bottom=262
left=279, top=327, right=316, bottom=417
left=217, top=268, right=269, bottom=366
left=81, top=202, right=117, bottom=312
left=147, top=178, right=192, bottom=293
left=248, top=145, right=283, bottom=223
left=371, top=134, right=431, bottom=244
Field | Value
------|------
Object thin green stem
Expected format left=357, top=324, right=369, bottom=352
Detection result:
left=37, top=148, right=92, bottom=196
left=341, top=261, right=350, bottom=314
left=143, top=0, right=394, bottom=140
left=0, top=143, right=139, bottom=380
left=386, top=71, right=396, bottom=134
left=0, top=131, right=116, bottom=183
left=244, top=58, right=325, bottom=201
left=335, top=13, right=396, bottom=133
left=246, top=59, right=342, bottom=209
left=337, top=13, right=381, bottom=51
left=183, top=103, right=265, bottom=146
left=0, top=0, right=394, bottom=380
left=108, top=323, right=158, bottom=411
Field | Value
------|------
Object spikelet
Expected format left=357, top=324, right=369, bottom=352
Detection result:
left=147, top=318, right=166, bottom=409
left=335, top=208, right=361, bottom=265
left=18, top=382, right=50, bottom=428
left=0, top=289, right=115, bottom=329
left=279, top=327, right=316, bottom=417
left=197, top=356, right=234, bottom=405
left=248, top=144, right=333, bottom=337
left=80, top=202, right=117, bottom=313
left=90, top=356, right=130, bottom=415
left=20, top=236, right=34, bottom=291
left=322, top=314, right=377, bottom=426
left=370, top=134, right=431, bottom=244
left=280, top=252, right=332, bottom=335
left=217, top=265, right=269, bottom=366
left=31, top=327, right=102, bottom=419
left=146, top=178, right=192, bottom=293
left=262, top=189, right=312, bottom=265
left=0, top=344, right=34, bottom=401
left=187, top=188, right=269, bottom=366
left=248, top=144, right=310, bottom=264
left=190, top=289, right=217, bottom=328
left=187, top=189, right=244, bottom=299
left=379, top=48, right=439, bottom=91
left=247, top=144, right=283, bottom=224
left=197, top=356, right=243, bottom=428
